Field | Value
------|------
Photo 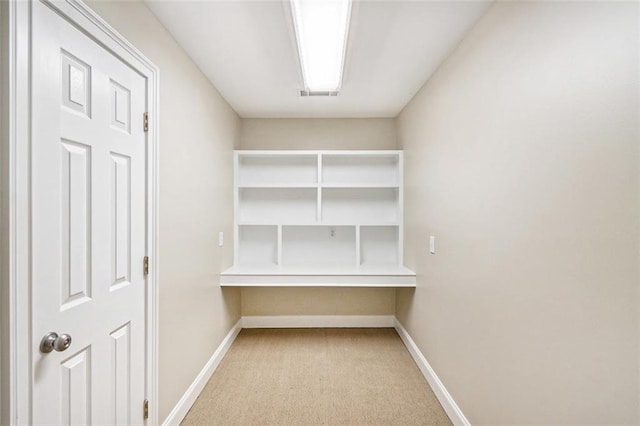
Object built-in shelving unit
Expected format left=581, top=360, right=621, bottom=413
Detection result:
left=221, top=150, right=416, bottom=287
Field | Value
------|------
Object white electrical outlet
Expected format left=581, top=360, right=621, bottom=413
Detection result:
left=429, top=236, right=435, bottom=254
left=218, top=232, right=224, bottom=247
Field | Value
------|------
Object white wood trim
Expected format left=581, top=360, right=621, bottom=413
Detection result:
left=144, top=20, right=161, bottom=426
left=221, top=275, right=416, bottom=287
left=238, top=183, right=318, bottom=189
left=221, top=264, right=416, bottom=287
left=221, top=266, right=416, bottom=276
left=4, top=1, right=30, bottom=422
left=0, top=3, right=6, bottom=421
left=162, top=319, right=242, bottom=426
left=321, top=183, right=400, bottom=188
left=394, top=319, right=470, bottom=426
left=238, top=221, right=400, bottom=226
left=5, top=1, right=160, bottom=423
left=235, top=150, right=403, bottom=156
left=161, top=317, right=468, bottom=426
left=242, top=315, right=395, bottom=328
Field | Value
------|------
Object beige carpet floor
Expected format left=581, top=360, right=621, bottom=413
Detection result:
left=181, top=328, right=452, bottom=426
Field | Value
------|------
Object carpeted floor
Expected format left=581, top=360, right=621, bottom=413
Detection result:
left=181, top=328, right=452, bottom=425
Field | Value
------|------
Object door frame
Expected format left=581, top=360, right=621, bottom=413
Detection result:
left=1, top=0, right=160, bottom=423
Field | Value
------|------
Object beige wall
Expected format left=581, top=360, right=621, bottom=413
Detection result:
left=86, top=2, right=241, bottom=422
left=240, top=118, right=398, bottom=316
left=240, top=118, right=397, bottom=150
left=397, top=1, right=639, bottom=424
left=242, top=288, right=395, bottom=316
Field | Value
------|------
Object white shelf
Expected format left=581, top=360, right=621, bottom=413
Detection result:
left=238, top=183, right=398, bottom=189
left=230, top=150, right=414, bottom=285
left=238, top=183, right=318, bottom=189
left=321, top=183, right=399, bottom=189
left=238, top=221, right=400, bottom=226
left=220, top=265, right=416, bottom=287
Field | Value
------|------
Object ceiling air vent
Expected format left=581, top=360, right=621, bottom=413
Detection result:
left=299, top=90, right=339, bottom=97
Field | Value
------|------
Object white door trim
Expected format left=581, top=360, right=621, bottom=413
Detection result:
left=3, top=1, right=160, bottom=423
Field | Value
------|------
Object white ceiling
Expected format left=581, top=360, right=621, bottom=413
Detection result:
left=145, top=0, right=492, bottom=118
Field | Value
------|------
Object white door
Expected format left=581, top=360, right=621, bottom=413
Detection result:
left=31, top=2, right=148, bottom=424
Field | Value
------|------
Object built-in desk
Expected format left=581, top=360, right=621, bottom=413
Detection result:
left=220, top=265, right=416, bottom=287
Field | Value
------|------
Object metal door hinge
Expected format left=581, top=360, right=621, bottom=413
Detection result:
left=143, top=399, right=149, bottom=420
left=143, top=256, right=149, bottom=276
left=143, top=112, right=149, bottom=132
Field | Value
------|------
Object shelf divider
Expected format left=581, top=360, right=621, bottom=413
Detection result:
left=356, top=225, right=361, bottom=266
left=317, top=154, right=323, bottom=222
left=277, top=224, right=283, bottom=266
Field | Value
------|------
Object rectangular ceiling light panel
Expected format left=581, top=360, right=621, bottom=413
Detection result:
left=291, top=0, right=352, bottom=93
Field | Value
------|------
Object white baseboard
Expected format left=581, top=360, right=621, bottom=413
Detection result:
left=241, top=314, right=395, bottom=328
left=394, top=319, right=470, bottom=426
left=162, top=319, right=242, bottom=426
left=163, top=316, right=464, bottom=426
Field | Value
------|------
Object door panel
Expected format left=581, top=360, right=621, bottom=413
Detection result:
left=61, top=348, right=92, bottom=425
left=111, top=153, right=132, bottom=290
left=110, top=322, right=132, bottom=425
left=32, top=2, right=147, bottom=424
left=60, top=49, right=92, bottom=117
left=60, top=140, right=92, bottom=310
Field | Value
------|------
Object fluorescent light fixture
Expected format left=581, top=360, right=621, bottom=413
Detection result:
left=290, top=0, right=352, bottom=93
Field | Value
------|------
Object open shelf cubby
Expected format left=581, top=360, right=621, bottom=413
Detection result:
left=360, top=226, right=399, bottom=267
left=322, top=153, right=399, bottom=186
left=237, top=153, right=317, bottom=187
left=238, top=225, right=278, bottom=267
left=222, top=150, right=415, bottom=287
left=322, top=188, right=399, bottom=224
left=282, top=226, right=356, bottom=268
left=238, top=187, right=317, bottom=224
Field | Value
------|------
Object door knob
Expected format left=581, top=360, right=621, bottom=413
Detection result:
left=40, top=332, right=72, bottom=353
